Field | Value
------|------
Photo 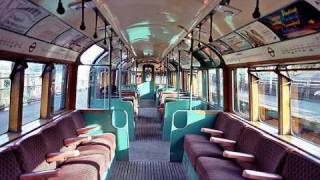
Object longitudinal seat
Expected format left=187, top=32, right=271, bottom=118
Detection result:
left=0, top=111, right=117, bottom=180
left=13, top=132, right=106, bottom=180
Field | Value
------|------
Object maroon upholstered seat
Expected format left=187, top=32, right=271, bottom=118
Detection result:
left=69, top=110, right=116, bottom=151
left=14, top=133, right=57, bottom=173
left=247, top=136, right=288, bottom=173
left=196, top=157, right=244, bottom=180
left=0, top=147, right=22, bottom=180
left=59, top=154, right=107, bottom=179
left=186, top=142, right=223, bottom=168
left=281, top=150, right=320, bottom=179
left=184, top=134, right=209, bottom=149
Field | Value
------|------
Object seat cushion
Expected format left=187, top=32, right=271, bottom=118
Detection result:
left=184, top=134, right=209, bottom=150
left=80, top=134, right=116, bottom=156
left=77, top=144, right=112, bottom=163
left=185, top=142, right=223, bottom=168
left=196, top=157, right=244, bottom=180
left=59, top=154, right=107, bottom=179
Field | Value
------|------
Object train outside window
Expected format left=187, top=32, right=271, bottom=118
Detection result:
left=256, top=69, right=279, bottom=128
left=288, top=64, right=320, bottom=145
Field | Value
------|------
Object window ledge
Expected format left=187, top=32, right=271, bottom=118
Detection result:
left=0, top=110, right=70, bottom=146
left=229, top=113, right=320, bottom=159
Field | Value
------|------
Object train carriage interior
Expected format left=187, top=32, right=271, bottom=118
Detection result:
left=1, top=0, right=320, bottom=179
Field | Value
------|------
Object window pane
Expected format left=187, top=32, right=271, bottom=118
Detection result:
left=76, top=65, right=90, bottom=109
left=209, top=69, right=223, bottom=109
left=23, top=63, right=43, bottom=124
left=233, top=68, right=249, bottom=116
left=52, top=64, right=67, bottom=113
left=0, top=61, right=12, bottom=134
left=290, top=70, right=320, bottom=145
left=257, top=71, right=278, bottom=128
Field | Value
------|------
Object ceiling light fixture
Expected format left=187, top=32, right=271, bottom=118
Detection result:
left=252, top=0, right=261, bottom=19
left=80, top=0, right=86, bottom=30
left=93, top=9, right=98, bottom=39
left=208, top=12, right=213, bottom=43
left=57, top=0, right=65, bottom=15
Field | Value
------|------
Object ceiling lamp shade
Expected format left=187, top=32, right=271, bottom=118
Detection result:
left=252, top=0, right=261, bottom=19
left=80, top=0, right=86, bottom=30
left=57, top=0, right=65, bottom=15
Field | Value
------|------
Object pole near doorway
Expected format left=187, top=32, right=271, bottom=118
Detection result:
left=177, top=48, right=181, bottom=99
left=108, top=31, right=113, bottom=110
left=189, top=31, right=194, bottom=110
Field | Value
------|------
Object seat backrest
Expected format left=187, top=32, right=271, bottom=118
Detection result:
left=41, top=123, right=68, bottom=152
left=236, top=127, right=264, bottom=155
left=55, top=113, right=78, bottom=139
left=213, top=112, right=230, bottom=131
left=70, top=110, right=85, bottom=129
left=14, top=133, right=56, bottom=173
left=0, top=147, right=22, bottom=180
left=219, top=113, right=245, bottom=141
left=253, top=137, right=288, bottom=173
left=281, top=150, right=320, bottom=179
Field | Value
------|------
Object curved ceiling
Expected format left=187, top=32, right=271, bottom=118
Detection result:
left=95, top=0, right=219, bottom=59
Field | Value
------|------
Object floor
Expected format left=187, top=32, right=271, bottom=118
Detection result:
left=109, top=99, right=186, bottom=180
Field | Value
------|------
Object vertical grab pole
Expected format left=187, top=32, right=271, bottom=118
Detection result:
left=177, top=49, right=181, bottom=99
left=189, top=31, right=194, bottom=110
left=166, top=56, right=169, bottom=89
left=119, top=44, right=123, bottom=99
left=108, top=31, right=113, bottom=110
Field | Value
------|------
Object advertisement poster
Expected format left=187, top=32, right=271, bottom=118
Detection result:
left=260, top=1, right=320, bottom=40
left=28, top=16, right=70, bottom=43
left=220, top=32, right=252, bottom=52
left=53, top=29, right=93, bottom=52
left=0, top=0, right=49, bottom=34
left=210, top=40, right=233, bottom=55
left=237, top=21, right=280, bottom=47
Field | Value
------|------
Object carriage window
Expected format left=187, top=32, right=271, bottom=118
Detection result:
left=0, top=61, right=13, bottom=134
left=233, top=68, right=249, bottom=117
left=51, top=64, right=67, bottom=114
left=22, top=63, right=43, bottom=124
left=289, top=70, right=320, bottom=145
left=209, top=69, right=223, bottom=109
left=256, top=71, right=279, bottom=128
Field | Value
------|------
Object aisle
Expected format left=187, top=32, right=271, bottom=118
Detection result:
left=109, top=100, right=186, bottom=180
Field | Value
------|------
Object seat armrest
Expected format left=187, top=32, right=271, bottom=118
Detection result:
left=210, top=137, right=236, bottom=147
left=20, top=169, right=61, bottom=180
left=46, top=150, right=80, bottom=163
left=76, top=126, right=98, bottom=135
left=223, top=150, right=255, bottom=162
left=201, top=128, right=224, bottom=137
left=242, top=170, right=283, bottom=180
left=64, top=136, right=92, bottom=147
